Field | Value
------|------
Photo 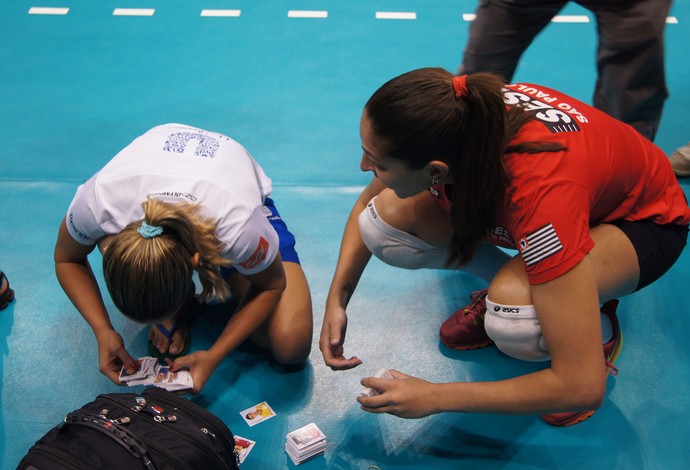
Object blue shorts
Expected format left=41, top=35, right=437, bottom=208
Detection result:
left=221, top=197, right=300, bottom=276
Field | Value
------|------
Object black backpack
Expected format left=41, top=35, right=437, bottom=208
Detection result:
left=17, top=387, right=240, bottom=470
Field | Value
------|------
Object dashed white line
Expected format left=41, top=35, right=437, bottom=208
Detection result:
left=288, top=10, right=328, bottom=19
left=201, top=9, right=241, bottom=17
left=376, top=11, right=416, bottom=20
left=28, top=7, right=69, bottom=15
left=21, top=9, right=683, bottom=25
left=113, top=8, right=155, bottom=17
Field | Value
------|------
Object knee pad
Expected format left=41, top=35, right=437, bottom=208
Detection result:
left=484, top=297, right=550, bottom=362
left=357, top=196, right=449, bottom=270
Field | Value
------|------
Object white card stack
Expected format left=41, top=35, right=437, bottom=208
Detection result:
left=358, top=368, right=394, bottom=397
left=285, top=422, right=326, bottom=465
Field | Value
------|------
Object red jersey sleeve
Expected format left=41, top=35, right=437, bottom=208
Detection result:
left=508, top=181, right=595, bottom=284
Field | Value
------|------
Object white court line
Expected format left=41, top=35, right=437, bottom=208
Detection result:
left=552, top=15, right=589, bottom=23
left=22, top=8, right=682, bottom=24
left=288, top=10, right=328, bottom=19
left=113, top=8, right=155, bottom=17
left=201, top=9, right=241, bottom=17
left=28, top=7, right=69, bottom=15
left=463, top=13, right=679, bottom=24
left=376, top=11, right=416, bottom=20
left=465, top=14, right=590, bottom=23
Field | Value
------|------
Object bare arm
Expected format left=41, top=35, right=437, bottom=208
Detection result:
left=171, top=254, right=286, bottom=392
left=54, top=219, right=136, bottom=383
left=209, top=255, right=286, bottom=361
left=319, top=177, right=387, bottom=370
left=359, top=256, right=608, bottom=417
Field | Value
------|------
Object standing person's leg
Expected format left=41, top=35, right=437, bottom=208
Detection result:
left=459, top=0, right=567, bottom=80
left=585, top=0, right=671, bottom=141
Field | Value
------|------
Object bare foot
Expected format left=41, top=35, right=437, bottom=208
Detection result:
left=148, top=319, right=188, bottom=355
left=147, top=294, right=200, bottom=355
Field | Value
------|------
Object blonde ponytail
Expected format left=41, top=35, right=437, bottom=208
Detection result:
left=103, top=198, right=231, bottom=322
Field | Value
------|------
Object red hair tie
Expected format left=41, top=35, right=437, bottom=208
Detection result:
left=452, top=75, right=469, bottom=98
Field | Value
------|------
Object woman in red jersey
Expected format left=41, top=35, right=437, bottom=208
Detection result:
left=319, top=68, right=689, bottom=426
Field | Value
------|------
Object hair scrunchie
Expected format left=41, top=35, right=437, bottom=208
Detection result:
left=452, top=75, right=469, bottom=98
left=138, top=221, right=164, bottom=238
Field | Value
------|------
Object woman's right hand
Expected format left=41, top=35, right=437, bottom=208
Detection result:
left=96, top=328, right=137, bottom=385
left=319, top=178, right=385, bottom=371
left=56, top=219, right=137, bottom=384
left=320, top=305, right=362, bottom=370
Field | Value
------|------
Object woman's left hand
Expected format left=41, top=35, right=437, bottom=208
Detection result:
left=357, top=370, right=439, bottom=419
left=168, top=350, right=221, bottom=395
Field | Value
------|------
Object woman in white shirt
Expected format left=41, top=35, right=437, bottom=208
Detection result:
left=54, top=124, right=313, bottom=394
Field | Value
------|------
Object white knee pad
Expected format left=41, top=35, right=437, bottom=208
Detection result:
left=484, top=297, right=550, bottom=362
left=357, top=196, right=449, bottom=270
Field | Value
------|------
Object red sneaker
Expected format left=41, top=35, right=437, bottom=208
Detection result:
left=440, top=289, right=494, bottom=350
left=541, top=299, right=622, bottom=427
left=0, top=271, right=14, bottom=310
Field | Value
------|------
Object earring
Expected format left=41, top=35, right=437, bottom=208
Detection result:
left=431, top=177, right=439, bottom=186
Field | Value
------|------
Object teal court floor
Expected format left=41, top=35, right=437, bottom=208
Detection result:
left=2, top=1, right=690, bottom=468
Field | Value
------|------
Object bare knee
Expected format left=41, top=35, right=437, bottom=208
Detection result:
left=264, top=299, right=313, bottom=365
left=487, top=257, right=532, bottom=304
left=270, top=326, right=312, bottom=365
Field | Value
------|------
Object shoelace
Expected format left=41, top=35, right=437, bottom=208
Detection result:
left=463, top=290, right=488, bottom=326
left=463, top=290, right=488, bottom=315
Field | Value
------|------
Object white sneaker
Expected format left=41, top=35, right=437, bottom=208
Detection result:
left=669, top=142, right=690, bottom=177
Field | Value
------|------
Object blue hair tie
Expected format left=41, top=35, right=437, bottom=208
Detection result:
left=138, top=221, right=164, bottom=238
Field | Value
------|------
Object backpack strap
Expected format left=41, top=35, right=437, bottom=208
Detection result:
left=64, top=412, right=157, bottom=470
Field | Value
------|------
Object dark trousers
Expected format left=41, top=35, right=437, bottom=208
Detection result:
left=459, top=0, right=671, bottom=141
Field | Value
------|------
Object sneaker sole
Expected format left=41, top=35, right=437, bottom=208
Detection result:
left=541, top=410, right=596, bottom=427
left=543, top=331, right=623, bottom=427
left=607, top=332, right=623, bottom=363
left=442, top=339, right=494, bottom=351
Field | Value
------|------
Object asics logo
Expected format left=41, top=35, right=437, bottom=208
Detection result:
left=494, top=306, right=520, bottom=313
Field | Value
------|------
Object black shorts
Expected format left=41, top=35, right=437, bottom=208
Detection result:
left=612, top=220, right=688, bottom=291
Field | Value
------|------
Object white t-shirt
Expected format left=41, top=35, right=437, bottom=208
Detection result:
left=66, top=123, right=279, bottom=275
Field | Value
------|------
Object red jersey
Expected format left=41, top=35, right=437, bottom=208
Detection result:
left=434, top=83, right=690, bottom=285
